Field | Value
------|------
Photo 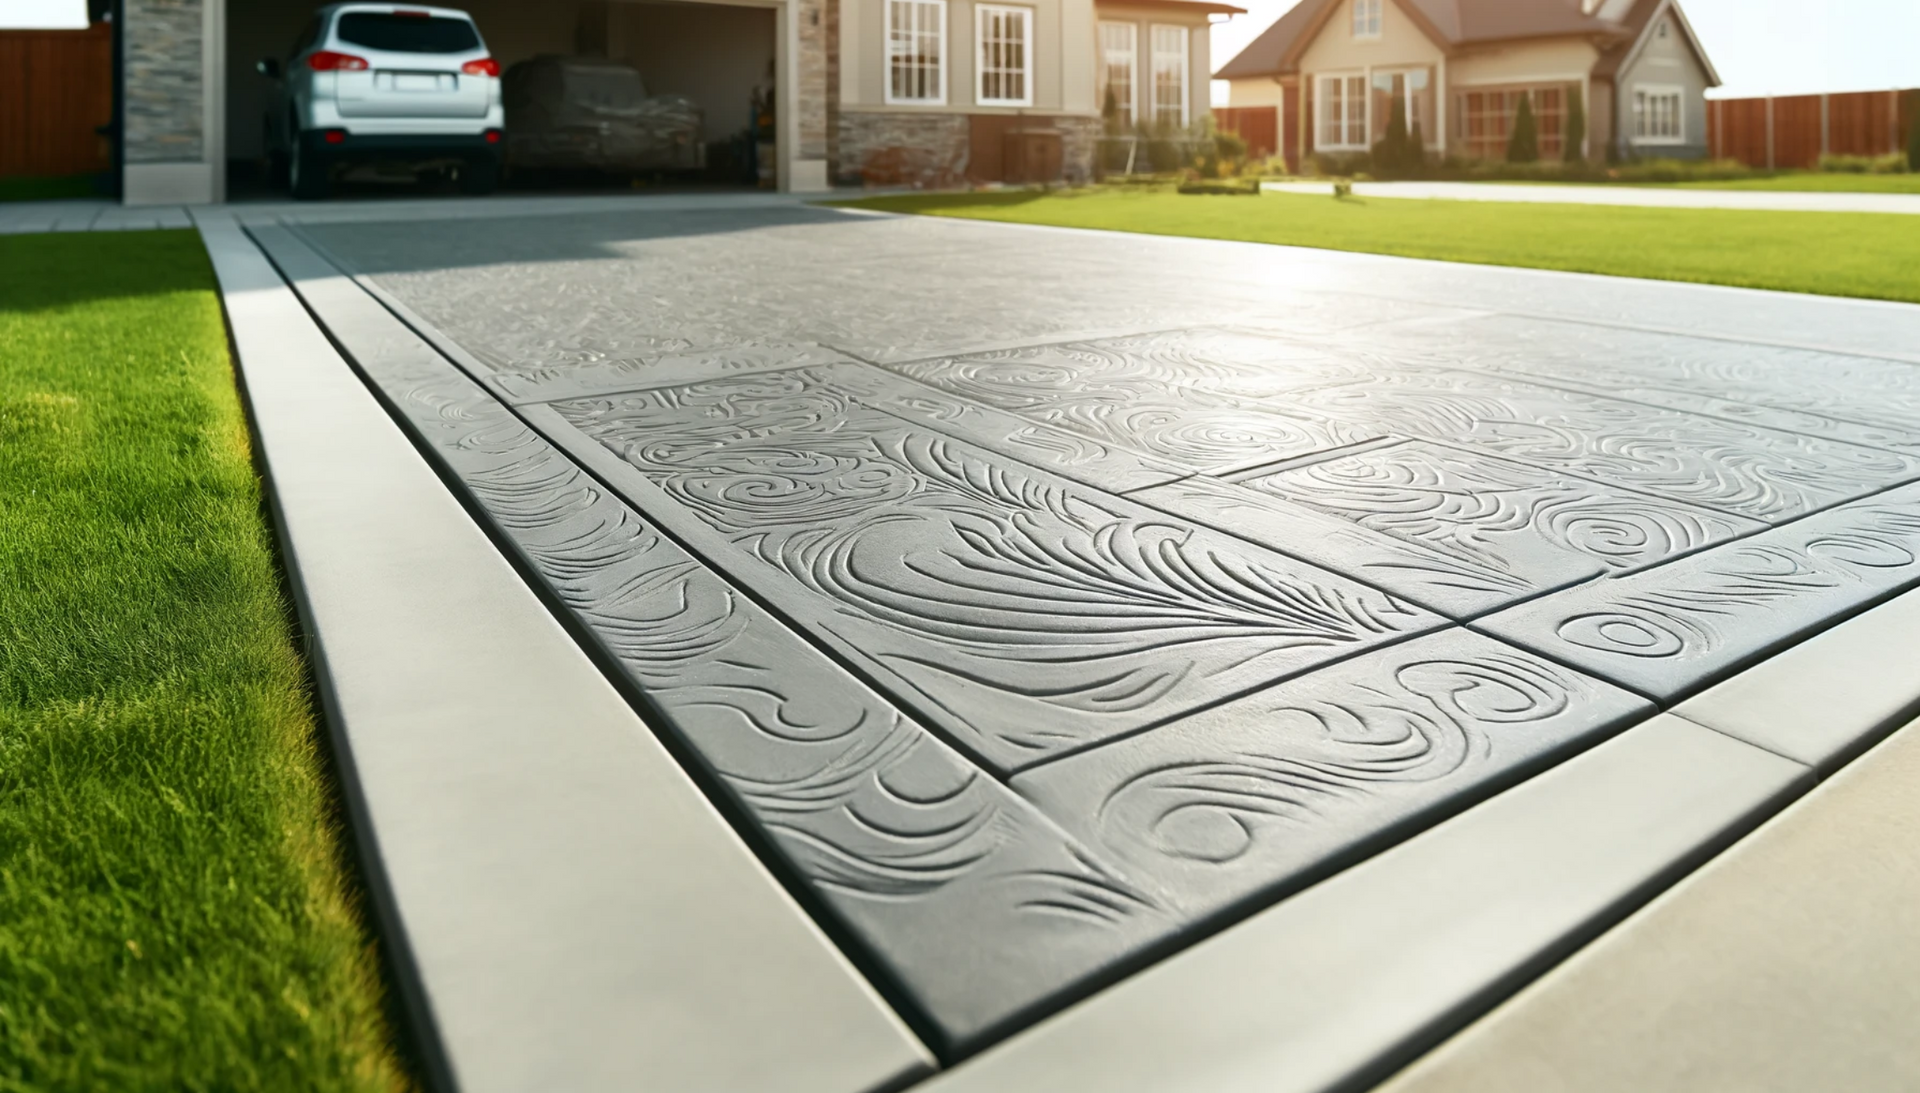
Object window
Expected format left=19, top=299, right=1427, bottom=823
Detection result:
left=1316, top=73, right=1367, bottom=149
left=1352, top=0, right=1382, bottom=38
left=335, top=13, right=481, bottom=53
left=1457, top=86, right=1568, bottom=159
left=1370, top=68, right=1432, bottom=145
left=1634, top=86, right=1683, bottom=142
left=1149, top=25, right=1189, bottom=126
left=1656, top=20, right=1670, bottom=38
left=887, top=0, right=946, bottom=104
left=977, top=5, right=1032, bottom=106
left=1099, top=22, right=1137, bottom=127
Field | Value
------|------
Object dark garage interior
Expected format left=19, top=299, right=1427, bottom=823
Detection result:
left=225, top=0, right=776, bottom=197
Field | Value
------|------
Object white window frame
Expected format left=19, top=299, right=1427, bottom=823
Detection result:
left=1372, top=66, right=1433, bottom=145
left=1352, top=0, right=1382, bottom=39
left=1315, top=71, right=1369, bottom=150
left=1149, top=23, right=1189, bottom=127
left=976, top=4, right=1034, bottom=107
left=1632, top=83, right=1684, bottom=145
left=885, top=0, right=947, bottom=106
left=1098, top=20, right=1138, bottom=128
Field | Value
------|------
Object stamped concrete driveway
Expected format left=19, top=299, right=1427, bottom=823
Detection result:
left=245, top=198, right=1920, bottom=1064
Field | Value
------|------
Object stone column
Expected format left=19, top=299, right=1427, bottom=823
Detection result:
left=123, top=0, right=223, bottom=204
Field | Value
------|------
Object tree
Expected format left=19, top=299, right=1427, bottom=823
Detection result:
left=1372, top=94, right=1419, bottom=175
left=1907, top=90, right=1920, bottom=171
left=1507, top=91, right=1540, bottom=163
left=1103, top=86, right=1122, bottom=136
left=1565, top=85, right=1587, bottom=163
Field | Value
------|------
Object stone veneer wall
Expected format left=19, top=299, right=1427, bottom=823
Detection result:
left=797, top=0, right=829, bottom=160
left=836, top=112, right=971, bottom=186
left=836, top=112, right=1101, bottom=186
left=124, top=0, right=204, bottom=164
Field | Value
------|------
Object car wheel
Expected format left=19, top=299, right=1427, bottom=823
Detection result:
left=290, top=138, right=330, bottom=201
left=459, top=159, right=499, bottom=196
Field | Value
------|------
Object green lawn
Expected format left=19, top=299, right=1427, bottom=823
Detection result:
left=833, top=189, right=1920, bottom=303
left=0, top=232, right=409, bottom=1091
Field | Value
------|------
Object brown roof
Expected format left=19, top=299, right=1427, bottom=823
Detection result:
left=1214, top=0, right=1636, bottom=80
left=1096, top=0, right=1248, bottom=16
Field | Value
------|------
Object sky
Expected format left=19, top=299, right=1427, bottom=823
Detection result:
left=1211, top=0, right=1920, bottom=104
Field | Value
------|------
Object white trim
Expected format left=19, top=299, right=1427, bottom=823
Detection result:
left=1616, top=0, right=1724, bottom=90
left=884, top=0, right=948, bottom=106
left=1313, top=70, right=1369, bottom=151
left=1149, top=23, right=1190, bottom=127
left=1631, top=82, right=1686, bottom=145
left=975, top=4, right=1034, bottom=108
left=1450, top=73, right=1590, bottom=88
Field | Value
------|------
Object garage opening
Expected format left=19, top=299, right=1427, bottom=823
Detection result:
left=226, top=0, right=779, bottom=199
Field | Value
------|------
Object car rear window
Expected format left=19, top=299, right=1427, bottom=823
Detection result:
left=335, top=13, right=481, bottom=53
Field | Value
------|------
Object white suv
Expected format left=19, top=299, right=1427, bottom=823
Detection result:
left=258, top=4, right=503, bottom=200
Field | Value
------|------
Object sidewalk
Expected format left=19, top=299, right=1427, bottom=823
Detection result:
left=1262, top=179, right=1920, bottom=215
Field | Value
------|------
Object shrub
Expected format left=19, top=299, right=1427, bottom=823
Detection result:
left=1817, top=152, right=1908, bottom=174
left=1565, top=85, right=1587, bottom=163
left=1309, top=150, right=1372, bottom=177
left=1177, top=179, right=1260, bottom=195
left=1507, top=92, right=1540, bottom=163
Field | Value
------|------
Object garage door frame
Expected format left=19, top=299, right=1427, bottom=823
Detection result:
left=125, top=0, right=815, bottom=204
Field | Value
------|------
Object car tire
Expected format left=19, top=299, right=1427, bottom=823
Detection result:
left=290, top=137, right=330, bottom=201
left=459, top=158, right=499, bottom=196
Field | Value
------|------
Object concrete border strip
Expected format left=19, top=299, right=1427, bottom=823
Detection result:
left=193, top=212, right=931, bottom=1093
left=915, top=715, right=1811, bottom=1093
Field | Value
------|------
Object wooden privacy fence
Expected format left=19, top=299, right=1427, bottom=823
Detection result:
left=0, top=22, right=113, bottom=179
left=1707, top=89, right=1916, bottom=169
left=1215, top=105, right=1279, bottom=161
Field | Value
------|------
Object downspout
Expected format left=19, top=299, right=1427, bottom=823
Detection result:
left=110, top=0, right=124, bottom=200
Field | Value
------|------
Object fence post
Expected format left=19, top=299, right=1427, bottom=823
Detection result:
left=1765, top=96, right=1775, bottom=169
left=1820, top=93, right=1829, bottom=157
left=1894, top=89, right=1903, bottom=157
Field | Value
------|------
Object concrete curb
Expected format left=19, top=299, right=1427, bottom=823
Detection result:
left=194, top=212, right=930, bottom=1093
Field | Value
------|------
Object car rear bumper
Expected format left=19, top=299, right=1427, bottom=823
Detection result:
left=300, top=129, right=501, bottom=163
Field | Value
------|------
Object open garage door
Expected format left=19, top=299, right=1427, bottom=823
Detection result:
left=225, top=0, right=785, bottom=198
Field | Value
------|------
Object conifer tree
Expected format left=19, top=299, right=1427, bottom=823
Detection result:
left=1508, top=92, right=1540, bottom=163
left=1565, top=86, right=1587, bottom=163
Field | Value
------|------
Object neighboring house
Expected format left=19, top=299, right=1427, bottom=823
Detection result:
left=1215, top=0, right=1719, bottom=166
left=112, top=0, right=1237, bottom=205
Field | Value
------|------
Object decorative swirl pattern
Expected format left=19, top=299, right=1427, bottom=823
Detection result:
left=1283, top=371, right=1920, bottom=520
left=1250, top=442, right=1765, bottom=578
left=1013, top=632, right=1649, bottom=919
left=1483, top=494, right=1920, bottom=698
left=556, top=370, right=1437, bottom=767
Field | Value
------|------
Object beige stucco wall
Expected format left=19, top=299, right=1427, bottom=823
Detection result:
left=1448, top=37, right=1598, bottom=87
left=1226, top=75, right=1287, bottom=108
left=842, top=0, right=1099, bottom=115
left=1296, top=0, right=1443, bottom=76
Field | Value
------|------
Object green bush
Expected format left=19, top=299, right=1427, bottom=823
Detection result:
left=1507, top=92, right=1540, bottom=163
left=1817, top=152, right=1909, bottom=174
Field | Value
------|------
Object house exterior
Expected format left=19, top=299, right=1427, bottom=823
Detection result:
left=1214, top=0, right=1719, bottom=166
left=113, top=0, right=1236, bottom=205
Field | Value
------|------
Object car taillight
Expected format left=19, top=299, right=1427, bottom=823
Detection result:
left=322, top=129, right=348, bottom=145
left=483, top=129, right=502, bottom=144
left=461, top=57, right=500, bottom=77
left=307, top=50, right=370, bottom=72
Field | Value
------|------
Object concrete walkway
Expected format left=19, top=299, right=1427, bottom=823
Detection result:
left=1262, top=179, right=1920, bottom=215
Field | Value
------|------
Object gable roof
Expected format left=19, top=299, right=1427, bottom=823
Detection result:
left=1593, top=0, right=1722, bottom=85
left=1214, top=0, right=1636, bottom=80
